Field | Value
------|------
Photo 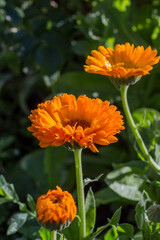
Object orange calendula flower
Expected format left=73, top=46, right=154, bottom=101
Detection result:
left=36, top=186, right=77, bottom=231
left=28, top=94, right=124, bottom=152
left=84, top=42, right=160, bottom=86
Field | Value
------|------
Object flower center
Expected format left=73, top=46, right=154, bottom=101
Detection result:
left=65, top=119, right=90, bottom=129
left=52, top=196, right=60, bottom=204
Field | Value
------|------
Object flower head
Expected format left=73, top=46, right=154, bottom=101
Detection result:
left=28, top=94, right=124, bottom=152
left=84, top=43, right=160, bottom=87
left=36, top=186, right=77, bottom=231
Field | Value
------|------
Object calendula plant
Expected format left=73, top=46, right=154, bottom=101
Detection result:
left=28, top=93, right=124, bottom=240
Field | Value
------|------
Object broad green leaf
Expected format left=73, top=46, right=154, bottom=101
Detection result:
left=117, top=223, right=134, bottom=237
left=106, top=180, right=142, bottom=201
left=107, top=166, right=132, bottom=179
left=39, top=227, right=50, bottom=240
left=108, top=207, right=121, bottom=225
left=105, top=171, right=144, bottom=201
left=7, top=212, right=28, bottom=235
left=27, top=194, right=36, bottom=212
left=85, top=188, right=96, bottom=236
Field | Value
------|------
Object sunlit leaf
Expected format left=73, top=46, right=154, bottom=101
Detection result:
left=117, top=223, right=134, bottom=237
left=0, top=175, right=19, bottom=201
left=104, top=227, right=118, bottom=240
left=39, top=227, right=50, bottom=240
left=7, top=212, right=28, bottom=235
left=105, top=169, right=144, bottom=201
left=108, top=207, right=121, bottom=225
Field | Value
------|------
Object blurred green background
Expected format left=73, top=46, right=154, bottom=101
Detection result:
left=1, top=0, right=160, bottom=239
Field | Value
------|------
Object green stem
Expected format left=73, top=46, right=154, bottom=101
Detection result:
left=51, top=230, right=57, bottom=240
left=120, top=85, right=160, bottom=173
left=74, top=148, right=86, bottom=240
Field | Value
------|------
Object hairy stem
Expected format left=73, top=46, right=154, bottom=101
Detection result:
left=120, top=85, right=160, bottom=173
left=51, top=230, right=57, bottom=240
left=74, top=148, right=86, bottom=240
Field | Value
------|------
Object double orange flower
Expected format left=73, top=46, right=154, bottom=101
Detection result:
left=84, top=42, right=160, bottom=86
left=28, top=94, right=124, bottom=153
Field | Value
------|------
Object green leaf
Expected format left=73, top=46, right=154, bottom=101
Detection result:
left=0, top=175, right=19, bottom=201
left=61, top=218, right=79, bottom=240
left=18, top=202, right=27, bottom=212
left=117, top=223, right=134, bottom=237
left=85, top=188, right=96, bottom=236
left=104, top=227, right=118, bottom=240
left=7, top=212, right=28, bottom=235
left=105, top=178, right=142, bottom=201
left=27, top=194, right=36, bottom=212
left=135, top=191, right=150, bottom=231
left=108, top=207, right=121, bottom=225
left=39, top=227, right=50, bottom=240
left=105, top=167, right=144, bottom=201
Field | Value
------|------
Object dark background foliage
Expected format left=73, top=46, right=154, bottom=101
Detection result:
left=1, top=0, right=160, bottom=239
